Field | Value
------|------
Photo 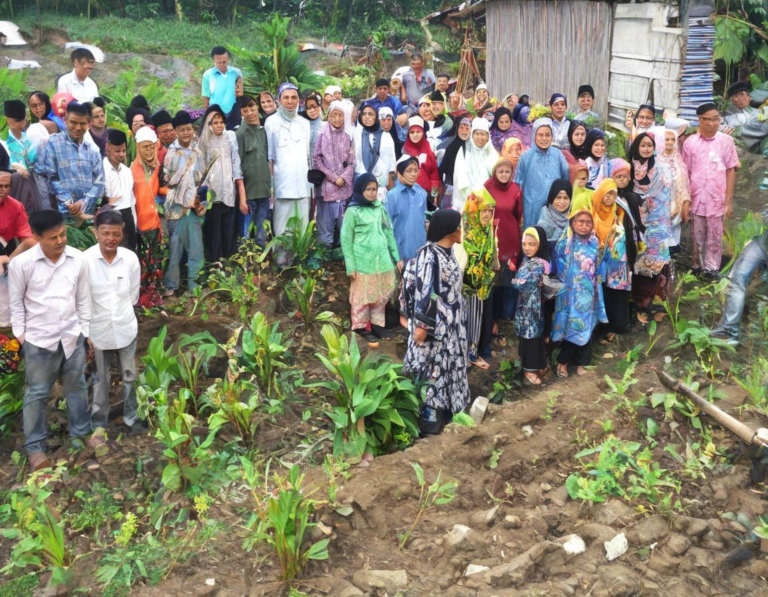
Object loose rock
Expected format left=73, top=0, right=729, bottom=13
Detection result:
left=351, top=569, right=408, bottom=594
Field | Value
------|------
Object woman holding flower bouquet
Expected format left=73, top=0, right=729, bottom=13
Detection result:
left=457, top=187, right=499, bottom=369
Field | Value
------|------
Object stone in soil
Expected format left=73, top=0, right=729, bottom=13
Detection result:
left=351, top=569, right=408, bottom=594
left=486, top=541, right=561, bottom=588
left=626, top=514, right=669, bottom=545
left=593, top=499, right=635, bottom=526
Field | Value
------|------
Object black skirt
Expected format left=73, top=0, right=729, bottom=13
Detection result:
left=519, top=336, right=547, bottom=372
left=603, top=285, right=630, bottom=334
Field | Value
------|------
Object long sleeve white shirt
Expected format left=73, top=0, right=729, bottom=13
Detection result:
left=84, top=245, right=140, bottom=350
left=265, top=113, right=311, bottom=199
left=8, top=245, right=91, bottom=358
left=353, top=127, right=397, bottom=189
left=103, top=157, right=136, bottom=212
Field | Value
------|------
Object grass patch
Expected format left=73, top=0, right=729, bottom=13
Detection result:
left=0, top=573, right=38, bottom=597
left=13, top=13, right=262, bottom=64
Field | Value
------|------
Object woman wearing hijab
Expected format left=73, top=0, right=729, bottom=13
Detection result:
left=629, top=132, right=672, bottom=321
left=552, top=210, right=607, bottom=377
left=378, top=106, right=403, bottom=159
left=28, top=91, right=62, bottom=133
left=514, top=118, right=569, bottom=227
left=354, top=104, right=397, bottom=199
left=453, top=118, right=499, bottom=213
left=425, top=90, right=454, bottom=151
left=585, top=129, right=610, bottom=189
left=313, top=100, right=355, bottom=248
left=198, top=104, right=246, bottom=262
left=400, top=208, right=470, bottom=435
left=562, top=121, right=589, bottom=165
left=341, top=173, right=401, bottom=343
left=489, top=107, right=517, bottom=153
left=484, top=158, right=522, bottom=324
left=259, top=91, right=277, bottom=121
left=438, top=116, right=471, bottom=209
left=457, top=188, right=498, bottom=368
left=448, top=91, right=468, bottom=119
left=611, top=158, right=644, bottom=272
left=402, top=116, right=440, bottom=207
left=537, top=179, right=571, bottom=248
left=500, top=137, right=523, bottom=175
left=301, top=92, right=325, bottom=217
left=592, top=178, right=631, bottom=341
left=653, top=125, right=690, bottom=254
left=510, top=226, right=551, bottom=384
left=470, top=83, right=493, bottom=117
left=131, top=126, right=167, bottom=307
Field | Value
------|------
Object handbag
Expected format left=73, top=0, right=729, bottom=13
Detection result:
left=307, top=169, right=325, bottom=185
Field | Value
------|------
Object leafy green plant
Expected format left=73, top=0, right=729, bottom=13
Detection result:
left=451, top=412, right=475, bottom=427
left=65, top=223, right=97, bottom=250
left=566, top=437, right=681, bottom=505
left=487, top=359, right=522, bottom=403
left=261, top=215, right=327, bottom=273
left=310, top=325, right=420, bottom=459
left=0, top=368, right=24, bottom=438
left=100, top=64, right=186, bottom=127
left=723, top=212, right=765, bottom=274
left=398, top=463, right=457, bottom=549
left=138, top=326, right=178, bottom=392
left=323, top=455, right=350, bottom=507
left=644, top=320, right=664, bottom=356
left=96, top=532, right=171, bottom=593
left=240, top=312, right=292, bottom=399
left=205, top=363, right=263, bottom=446
left=734, top=355, right=768, bottom=414
left=285, top=277, right=340, bottom=331
left=250, top=464, right=329, bottom=583
left=602, top=361, right=644, bottom=417
left=174, top=331, right=220, bottom=415
left=650, top=391, right=705, bottom=432
left=667, top=320, right=736, bottom=379
left=238, top=14, right=326, bottom=95
left=543, top=391, right=560, bottom=421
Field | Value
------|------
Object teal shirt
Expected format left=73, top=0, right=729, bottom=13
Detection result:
left=201, top=66, right=243, bottom=113
left=340, top=202, right=400, bottom=275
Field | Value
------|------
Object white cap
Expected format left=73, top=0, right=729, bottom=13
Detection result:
left=408, top=116, right=425, bottom=130
left=135, top=127, right=158, bottom=145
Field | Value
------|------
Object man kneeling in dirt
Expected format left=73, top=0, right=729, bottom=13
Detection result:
left=711, top=229, right=768, bottom=347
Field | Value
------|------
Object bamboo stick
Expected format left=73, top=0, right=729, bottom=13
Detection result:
left=653, top=367, right=768, bottom=448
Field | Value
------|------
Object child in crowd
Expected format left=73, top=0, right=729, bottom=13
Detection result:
left=510, top=226, right=550, bottom=385
left=569, top=163, right=592, bottom=215
left=340, top=173, right=401, bottom=343
left=552, top=210, right=607, bottom=377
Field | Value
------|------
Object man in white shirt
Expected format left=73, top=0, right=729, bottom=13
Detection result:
left=549, top=93, right=571, bottom=150
left=103, top=129, right=137, bottom=251
left=8, top=210, right=100, bottom=471
left=264, top=82, right=311, bottom=236
left=57, top=48, right=99, bottom=104
left=85, top=209, right=144, bottom=435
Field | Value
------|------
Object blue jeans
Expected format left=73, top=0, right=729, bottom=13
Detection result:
left=92, top=340, right=138, bottom=430
left=713, top=239, right=768, bottom=339
left=238, top=198, right=271, bottom=247
left=23, top=335, right=90, bottom=454
left=164, top=211, right=204, bottom=291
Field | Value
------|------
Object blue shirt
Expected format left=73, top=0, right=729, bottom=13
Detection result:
left=365, top=94, right=403, bottom=114
left=514, top=146, right=569, bottom=228
left=386, top=181, right=427, bottom=263
left=6, top=131, right=30, bottom=168
left=201, top=66, right=243, bottom=114
left=41, top=132, right=105, bottom=215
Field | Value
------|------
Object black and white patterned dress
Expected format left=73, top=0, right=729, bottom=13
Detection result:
left=400, top=244, right=471, bottom=414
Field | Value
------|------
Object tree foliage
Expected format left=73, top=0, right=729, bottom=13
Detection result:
left=714, top=0, right=768, bottom=79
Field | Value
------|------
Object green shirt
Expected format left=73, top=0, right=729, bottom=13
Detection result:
left=236, top=123, right=271, bottom=199
left=340, top=202, right=400, bottom=275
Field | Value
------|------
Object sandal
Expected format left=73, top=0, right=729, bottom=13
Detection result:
left=557, top=364, right=569, bottom=379
left=524, top=371, right=542, bottom=385
left=470, top=357, right=491, bottom=370
left=600, top=332, right=617, bottom=345
left=538, top=367, right=551, bottom=379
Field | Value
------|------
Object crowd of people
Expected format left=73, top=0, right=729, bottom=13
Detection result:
left=0, top=46, right=749, bottom=467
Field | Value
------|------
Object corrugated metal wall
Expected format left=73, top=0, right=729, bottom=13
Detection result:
left=486, top=0, right=613, bottom=117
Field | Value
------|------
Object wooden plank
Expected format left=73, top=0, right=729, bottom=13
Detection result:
left=486, top=0, right=613, bottom=117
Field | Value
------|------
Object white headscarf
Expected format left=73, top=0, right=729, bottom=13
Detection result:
left=453, top=118, right=499, bottom=212
left=327, top=99, right=356, bottom=138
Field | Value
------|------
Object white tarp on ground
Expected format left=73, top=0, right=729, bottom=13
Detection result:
left=64, top=42, right=106, bottom=63
left=0, top=21, right=27, bottom=46
left=6, top=59, right=41, bottom=69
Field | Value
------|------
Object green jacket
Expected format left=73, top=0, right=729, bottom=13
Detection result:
left=340, top=201, right=400, bottom=275
left=236, top=123, right=271, bottom=199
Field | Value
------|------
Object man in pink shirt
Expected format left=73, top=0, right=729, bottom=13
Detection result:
left=683, top=102, right=740, bottom=276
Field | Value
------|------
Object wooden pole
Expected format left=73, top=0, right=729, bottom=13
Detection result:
left=653, top=367, right=768, bottom=448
